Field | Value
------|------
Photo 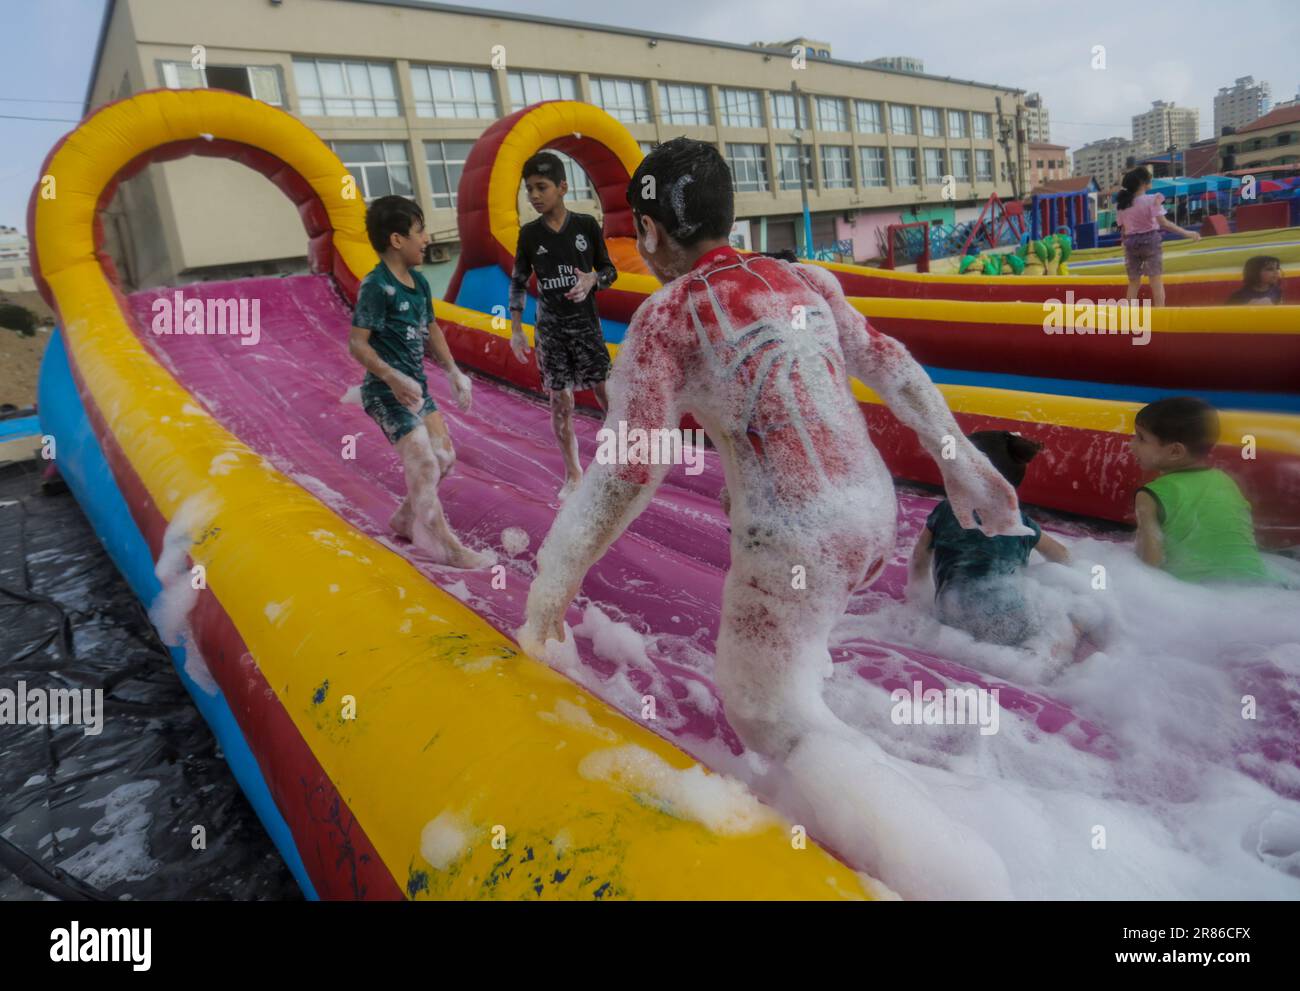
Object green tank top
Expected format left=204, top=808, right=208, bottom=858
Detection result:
left=1138, top=468, right=1273, bottom=584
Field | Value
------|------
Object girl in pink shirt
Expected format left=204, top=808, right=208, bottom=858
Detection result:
left=1116, top=166, right=1200, bottom=306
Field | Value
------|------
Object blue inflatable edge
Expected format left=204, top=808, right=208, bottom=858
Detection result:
left=37, top=329, right=319, bottom=900
left=455, top=265, right=1296, bottom=412
left=0, top=415, right=40, bottom=441
left=920, top=364, right=1299, bottom=413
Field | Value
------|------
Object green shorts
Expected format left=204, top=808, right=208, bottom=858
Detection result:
left=361, top=378, right=438, bottom=445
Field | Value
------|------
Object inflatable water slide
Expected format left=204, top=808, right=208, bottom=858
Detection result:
left=31, top=90, right=1300, bottom=899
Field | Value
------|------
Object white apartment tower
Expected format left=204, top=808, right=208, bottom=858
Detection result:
left=1132, top=100, right=1199, bottom=156
left=1214, top=76, right=1272, bottom=134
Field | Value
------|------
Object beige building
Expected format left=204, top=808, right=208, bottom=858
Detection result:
left=1026, top=143, right=1069, bottom=188
left=1221, top=103, right=1300, bottom=172
left=1214, top=76, right=1271, bottom=136
left=0, top=227, right=37, bottom=294
left=1132, top=100, right=1199, bottom=157
left=85, top=0, right=1030, bottom=288
left=1073, top=136, right=1136, bottom=189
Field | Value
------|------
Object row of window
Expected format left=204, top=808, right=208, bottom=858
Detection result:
left=338, top=137, right=996, bottom=209
left=1035, top=159, right=1067, bottom=169
left=727, top=143, right=996, bottom=191
left=161, top=58, right=997, bottom=138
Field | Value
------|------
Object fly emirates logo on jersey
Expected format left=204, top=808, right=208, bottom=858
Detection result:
left=538, top=264, right=580, bottom=293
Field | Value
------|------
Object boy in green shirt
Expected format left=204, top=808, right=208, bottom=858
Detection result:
left=1130, top=396, right=1275, bottom=584
left=349, top=196, right=491, bottom=569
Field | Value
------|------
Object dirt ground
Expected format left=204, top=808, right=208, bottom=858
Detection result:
left=0, top=327, right=50, bottom=410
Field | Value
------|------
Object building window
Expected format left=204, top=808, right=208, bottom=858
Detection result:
left=662, top=83, right=712, bottom=125
left=162, top=61, right=282, bottom=106
left=0, top=267, right=14, bottom=280
left=975, top=148, right=994, bottom=181
left=591, top=77, right=651, bottom=124
left=726, top=143, right=770, bottom=192
left=507, top=70, right=577, bottom=111
left=855, top=100, right=883, bottom=134
left=410, top=64, right=495, bottom=118
left=776, top=143, right=813, bottom=189
left=720, top=88, right=764, bottom=127
left=771, top=92, right=810, bottom=130
left=892, top=147, right=918, bottom=186
left=1036, top=159, right=1044, bottom=169
left=815, top=96, right=849, bottom=132
left=920, top=107, right=943, bottom=137
left=889, top=104, right=915, bottom=135
left=820, top=145, right=852, bottom=188
left=924, top=148, right=946, bottom=184
left=858, top=146, right=887, bottom=187
left=294, top=59, right=399, bottom=116
left=425, top=140, right=474, bottom=208
left=951, top=148, right=971, bottom=182
left=333, top=141, right=412, bottom=200
left=972, top=113, right=992, bottom=139
left=947, top=110, right=968, bottom=138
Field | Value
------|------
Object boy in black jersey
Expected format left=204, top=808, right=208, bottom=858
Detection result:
left=509, top=152, right=617, bottom=500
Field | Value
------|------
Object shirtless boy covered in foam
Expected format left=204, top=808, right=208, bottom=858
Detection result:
left=521, top=140, right=1027, bottom=897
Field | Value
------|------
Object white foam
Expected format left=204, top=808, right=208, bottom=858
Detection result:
left=501, top=526, right=531, bottom=556
left=579, top=743, right=779, bottom=836
left=420, top=810, right=471, bottom=871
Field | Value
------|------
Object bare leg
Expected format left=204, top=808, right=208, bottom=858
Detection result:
left=713, top=524, right=1010, bottom=900
left=1126, top=277, right=1142, bottom=301
left=1149, top=274, right=1166, bottom=308
left=390, top=495, right=414, bottom=539
left=591, top=380, right=609, bottom=413
left=550, top=388, right=582, bottom=499
left=422, top=411, right=457, bottom=482
left=395, top=426, right=491, bottom=569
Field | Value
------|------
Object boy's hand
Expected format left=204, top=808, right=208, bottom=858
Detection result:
left=565, top=270, right=599, bottom=303
left=451, top=369, right=473, bottom=412
left=384, top=369, right=424, bottom=410
left=1188, top=231, right=1201, bottom=242
left=509, top=314, right=530, bottom=364
left=943, top=452, right=1032, bottom=538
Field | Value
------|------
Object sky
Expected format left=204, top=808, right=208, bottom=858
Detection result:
left=2, top=0, right=1299, bottom=233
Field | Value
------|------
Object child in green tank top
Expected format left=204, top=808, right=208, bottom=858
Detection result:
left=1130, top=397, right=1278, bottom=585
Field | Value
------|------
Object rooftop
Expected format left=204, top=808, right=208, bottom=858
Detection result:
left=86, top=0, right=1025, bottom=113
left=1234, top=103, right=1300, bottom=135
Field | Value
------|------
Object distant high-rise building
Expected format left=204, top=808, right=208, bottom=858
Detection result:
left=1132, top=100, right=1199, bottom=156
left=1023, top=92, right=1050, bottom=142
left=866, top=55, right=924, bottom=74
left=1073, top=136, right=1136, bottom=189
left=1214, top=76, right=1271, bottom=135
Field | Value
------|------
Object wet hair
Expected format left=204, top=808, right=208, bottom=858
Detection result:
left=365, top=196, right=424, bottom=254
left=626, top=137, right=734, bottom=247
left=1242, top=255, right=1281, bottom=289
left=522, top=151, right=566, bottom=186
left=759, top=248, right=798, bottom=262
left=1116, top=166, right=1152, bottom=211
left=1135, top=397, right=1220, bottom=456
left=967, top=430, right=1043, bottom=488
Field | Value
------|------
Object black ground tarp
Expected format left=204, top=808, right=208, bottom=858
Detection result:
left=0, top=457, right=299, bottom=901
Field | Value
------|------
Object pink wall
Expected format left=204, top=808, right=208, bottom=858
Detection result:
left=836, top=210, right=904, bottom=263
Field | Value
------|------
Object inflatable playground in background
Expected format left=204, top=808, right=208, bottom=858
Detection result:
left=28, top=90, right=1300, bottom=900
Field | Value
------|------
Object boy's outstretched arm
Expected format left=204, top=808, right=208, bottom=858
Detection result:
left=796, top=264, right=1026, bottom=537
left=522, top=299, right=685, bottom=647
left=1134, top=490, right=1165, bottom=567
left=425, top=318, right=473, bottom=411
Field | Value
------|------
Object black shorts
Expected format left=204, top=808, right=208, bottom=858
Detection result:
left=534, top=313, right=611, bottom=393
